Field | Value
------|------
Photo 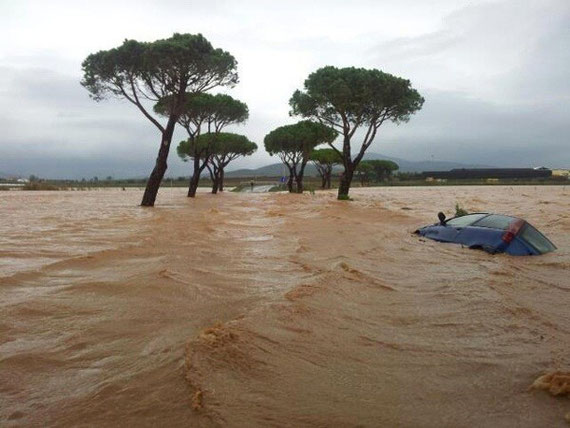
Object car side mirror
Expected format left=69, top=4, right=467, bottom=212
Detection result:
left=438, top=212, right=446, bottom=225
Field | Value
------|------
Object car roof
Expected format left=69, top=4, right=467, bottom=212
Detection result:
left=449, top=212, right=525, bottom=221
left=445, top=213, right=525, bottom=230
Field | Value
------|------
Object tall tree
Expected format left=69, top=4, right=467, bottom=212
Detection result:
left=264, top=121, right=336, bottom=193
left=157, top=93, right=248, bottom=197
left=289, top=66, right=423, bottom=199
left=310, top=148, right=342, bottom=189
left=81, top=33, right=238, bottom=206
left=199, top=133, right=257, bottom=193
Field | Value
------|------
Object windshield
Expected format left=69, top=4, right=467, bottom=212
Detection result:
left=472, top=214, right=518, bottom=230
left=445, top=213, right=488, bottom=227
left=519, top=224, right=556, bottom=254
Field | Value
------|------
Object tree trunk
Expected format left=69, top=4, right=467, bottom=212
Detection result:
left=326, top=171, right=332, bottom=189
left=188, top=156, right=204, bottom=198
left=337, top=166, right=354, bottom=199
left=286, top=165, right=294, bottom=193
left=321, top=174, right=327, bottom=189
left=218, top=168, right=224, bottom=192
left=141, top=118, right=176, bottom=207
left=296, top=161, right=307, bottom=193
left=206, top=164, right=219, bottom=194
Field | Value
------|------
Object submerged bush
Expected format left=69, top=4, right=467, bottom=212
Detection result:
left=455, top=203, right=468, bottom=217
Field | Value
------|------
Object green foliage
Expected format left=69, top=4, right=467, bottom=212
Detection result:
left=264, top=121, right=336, bottom=193
left=289, top=66, right=423, bottom=198
left=154, top=93, right=248, bottom=135
left=81, top=33, right=238, bottom=131
left=309, top=148, right=342, bottom=165
left=199, top=132, right=257, bottom=158
left=176, top=137, right=211, bottom=161
left=455, top=203, right=469, bottom=217
left=358, top=160, right=399, bottom=182
left=289, top=66, right=424, bottom=129
left=264, top=120, right=336, bottom=157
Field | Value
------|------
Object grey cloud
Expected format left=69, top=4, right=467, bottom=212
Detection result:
left=1, top=0, right=569, bottom=179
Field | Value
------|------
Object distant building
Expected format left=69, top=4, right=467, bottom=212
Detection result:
left=552, top=169, right=569, bottom=178
left=422, top=168, right=552, bottom=180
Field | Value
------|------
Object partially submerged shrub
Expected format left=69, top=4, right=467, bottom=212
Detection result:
left=455, top=203, right=468, bottom=217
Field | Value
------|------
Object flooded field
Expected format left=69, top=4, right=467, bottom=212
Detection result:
left=1, top=186, right=569, bottom=427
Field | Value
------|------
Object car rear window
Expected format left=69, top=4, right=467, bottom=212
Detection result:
left=445, top=213, right=488, bottom=227
left=519, top=224, right=556, bottom=254
left=472, top=214, right=517, bottom=230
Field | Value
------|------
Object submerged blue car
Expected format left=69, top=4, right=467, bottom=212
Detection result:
left=415, top=212, right=556, bottom=256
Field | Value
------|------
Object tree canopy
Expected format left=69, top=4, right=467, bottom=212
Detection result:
left=176, top=137, right=211, bottom=162
left=309, top=148, right=342, bottom=189
left=82, top=33, right=238, bottom=133
left=200, top=133, right=257, bottom=193
left=264, top=120, right=336, bottom=158
left=162, top=93, right=248, bottom=198
left=264, top=120, right=336, bottom=193
left=309, top=148, right=342, bottom=165
left=356, top=159, right=400, bottom=184
left=289, top=66, right=423, bottom=198
left=154, top=93, right=248, bottom=137
left=204, top=132, right=257, bottom=158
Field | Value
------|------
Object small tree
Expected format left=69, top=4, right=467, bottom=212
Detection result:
left=159, top=93, right=248, bottom=197
left=290, top=66, right=423, bottom=199
left=200, top=133, right=257, bottom=193
left=81, top=33, right=238, bottom=206
left=264, top=121, right=336, bottom=193
left=310, top=148, right=341, bottom=189
left=176, top=137, right=211, bottom=193
left=357, top=160, right=399, bottom=184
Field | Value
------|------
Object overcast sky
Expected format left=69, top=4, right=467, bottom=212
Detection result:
left=0, top=0, right=568, bottom=178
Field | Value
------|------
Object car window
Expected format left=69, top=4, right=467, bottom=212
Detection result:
left=445, top=213, right=488, bottom=227
left=519, top=224, right=556, bottom=254
left=472, top=214, right=517, bottom=230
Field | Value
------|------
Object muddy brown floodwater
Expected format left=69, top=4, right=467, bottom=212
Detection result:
left=1, top=186, right=569, bottom=427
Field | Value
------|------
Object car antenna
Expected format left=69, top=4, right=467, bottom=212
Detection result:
left=438, top=212, right=447, bottom=225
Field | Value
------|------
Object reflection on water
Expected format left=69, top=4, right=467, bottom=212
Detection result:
left=1, top=186, right=569, bottom=426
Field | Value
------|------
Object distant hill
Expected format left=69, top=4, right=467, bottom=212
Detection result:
left=225, top=153, right=495, bottom=177
left=0, top=171, right=17, bottom=179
